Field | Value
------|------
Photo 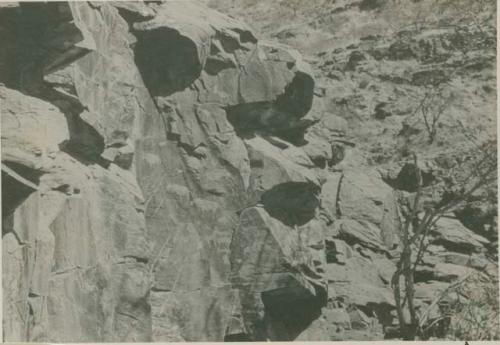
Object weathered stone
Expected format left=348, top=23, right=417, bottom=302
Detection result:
left=430, top=217, right=489, bottom=253
left=338, top=170, right=399, bottom=249
left=230, top=207, right=326, bottom=340
left=71, top=4, right=150, bottom=146
left=246, top=136, right=320, bottom=197
left=336, top=219, right=387, bottom=252
left=2, top=0, right=497, bottom=342
left=416, top=262, right=474, bottom=283
left=325, top=253, right=395, bottom=308
left=320, top=172, right=342, bottom=221
left=1, top=86, right=69, bottom=170
left=325, top=238, right=353, bottom=264
left=150, top=287, right=240, bottom=341
left=439, top=252, right=488, bottom=270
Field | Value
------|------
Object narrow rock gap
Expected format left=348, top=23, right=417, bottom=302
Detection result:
left=335, top=173, right=344, bottom=219
left=226, top=72, right=315, bottom=147
left=260, top=182, right=320, bottom=227
left=260, top=284, right=324, bottom=340
left=133, top=27, right=202, bottom=97
left=1, top=164, right=40, bottom=220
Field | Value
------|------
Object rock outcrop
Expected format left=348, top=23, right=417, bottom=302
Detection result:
left=2, top=0, right=497, bottom=342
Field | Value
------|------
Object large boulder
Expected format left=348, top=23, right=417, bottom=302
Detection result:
left=0, top=2, right=95, bottom=89
left=133, top=0, right=315, bottom=146
left=1, top=86, right=69, bottom=170
left=338, top=170, right=399, bottom=239
left=2, top=2, right=153, bottom=342
left=131, top=3, right=320, bottom=341
left=321, top=170, right=400, bottom=251
left=42, top=2, right=156, bottom=163
left=325, top=250, right=395, bottom=308
left=230, top=207, right=327, bottom=340
left=430, top=217, right=489, bottom=254
left=2, top=161, right=151, bottom=342
left=245, top=136, right=319, bottom=197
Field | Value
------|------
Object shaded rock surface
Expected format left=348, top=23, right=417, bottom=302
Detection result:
left=2, top=0, right=497, bottom=342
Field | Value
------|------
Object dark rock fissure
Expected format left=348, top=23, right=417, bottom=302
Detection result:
left=260, top=182, right=320, bottom=227
left=1, top=0, right=497, bottom=342
left=261, top=284, right=325, bottom=340
left=1, top=164, right=39, bottom=220
left=133, top=27, right=202, bottom=97
left=226, top=73, right=315, bottom=146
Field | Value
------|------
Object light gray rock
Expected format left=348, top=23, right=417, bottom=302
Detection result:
left=430, top=217, right=489, bottom=253
left=246, top=136, right=320, bottom=196
left=1, top=86, right=69, bottom=170
left=230, top=207, right=327, bottom=340
left=320, top=172, right=342, bottom=221
left=336, top=219, right=388, bottom=253
left=2, top=0, right=497, bottom=342
left=325, top=253, right=395, bottom=308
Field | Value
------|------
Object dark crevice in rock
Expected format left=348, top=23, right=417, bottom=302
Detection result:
left=0, top=2, right=94, bottom=94
left=0, top=3, right=48, bottom=90
left=116, top=310, right=140, bottom=322
left=150, top=287, right=172, bottom=292
left=261, top=283, right=325, bottom=340
left=336, top=231, right=388, bottom=255
left=226, top=72, right=315, bottom=146
left=413, top=269, right=438, bottom=283
left=178, top=142, right=207, bottom=160
left=1, top=163, right=40, bottom=246
left=40, top=88, right=108, bottom=167
left=260, top=182, right=320, bottom=227
left=271, top=120, right=317, bottom=146
left=1, top=165, right=39, bottom=220
left=226, top=101, right=276, bottom=133
left=0, top=3, right=106, bottom=167
left=359, top=0, right=387, bottom=11
left=275, top=72, right=314, bottom=118
left=330, top=143, right=346, bottom=166
left=454, top=205, right=497, bottom=241
left=325, top=240, right=345, bottom=264
left=360, top=303, right=395, bottom=335
left=1, top=214, right=27, bottom=246
left=224, top=333, right=251, bottom=341
left=122, top=255, right=150, bottom=264
left=373, top=102, right=391, bottom=120
left=205, top=56, right=237, bottom=76
left=58, top=111, right=107, bottom=167
left=114, top=7, right=154, bottom=25
left=133, top=27, right=202, bottom=97
left=226, top=102, right=313, bottom=145
left=310, top=156, right=328, bottom=169
left=1, top=162, right=41, bottom=225
left=2, top=161, right=42, bottom=185
left=384, top=162, right=434, bottom=192
left=335, top=173, right=344, bottom=218
left=429, top=237, right=481, bottom=255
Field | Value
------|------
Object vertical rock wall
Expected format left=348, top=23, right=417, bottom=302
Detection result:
left=1, top=0, right=496, bottom=342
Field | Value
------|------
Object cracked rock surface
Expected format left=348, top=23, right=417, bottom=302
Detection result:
left=1, top=0, right=497, bottom=341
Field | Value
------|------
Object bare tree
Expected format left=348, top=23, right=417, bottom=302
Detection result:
left=391, top=138, right=497, bottom=339
left=414, top=87, right=455, bottom=144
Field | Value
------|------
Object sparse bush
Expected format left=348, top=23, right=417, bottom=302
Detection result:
left=391, top=139, right=497, bottom=340
left=415, top=87, right=455, bottom=144
left=420, top=271, right=499, bottom=340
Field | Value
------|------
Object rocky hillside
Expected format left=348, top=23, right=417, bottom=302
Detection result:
left=1, top=0, right=497, bottom=342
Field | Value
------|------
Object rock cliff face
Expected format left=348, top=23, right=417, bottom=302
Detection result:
left=1, top=0, right=497, bottom=342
